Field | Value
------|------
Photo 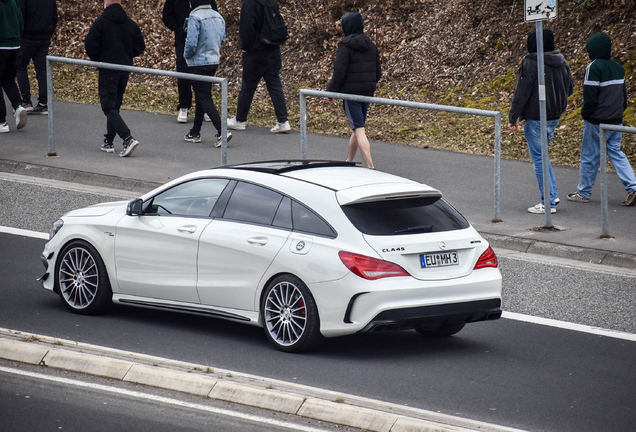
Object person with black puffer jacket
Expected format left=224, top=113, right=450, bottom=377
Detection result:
left=327, top=12, right=382, bottom=169
left=85, top=0, right=145, bottom=157
left=16, top=0, right=58, bottom=115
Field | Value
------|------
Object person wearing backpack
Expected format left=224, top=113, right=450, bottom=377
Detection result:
left=227, top=0, right=290, bottom=133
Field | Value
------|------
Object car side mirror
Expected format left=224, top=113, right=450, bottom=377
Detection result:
left=127, top=198, right=143, bottom=216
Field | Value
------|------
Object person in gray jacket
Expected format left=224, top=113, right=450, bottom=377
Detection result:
left=183, top=0, right=231, bottom=147
left=508, top=29, right=573, bottom=214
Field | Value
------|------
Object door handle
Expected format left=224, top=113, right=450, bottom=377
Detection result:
left=177, top=225, right=197, bottom=234
left=247, top=237, right=268, bottom=246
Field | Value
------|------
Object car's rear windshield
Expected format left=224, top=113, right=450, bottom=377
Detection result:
left=341, top=196, right=470, bottom=235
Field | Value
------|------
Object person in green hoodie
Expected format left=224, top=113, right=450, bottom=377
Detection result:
left=0, top=0, right=28, bottom=133
left=567, top=32, right=636, bottom=207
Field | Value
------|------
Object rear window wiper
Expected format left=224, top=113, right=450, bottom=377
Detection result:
left=394, top=225, right=434, bottom=234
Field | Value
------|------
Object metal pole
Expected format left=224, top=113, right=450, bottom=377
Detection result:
left=536, top=21, right=553, bottom=226
left=493, top=112, right=502, bottom=222
left=300, top=92, right=307, bottom=159
left=599, top=126, right=609, bottom=237
left=221, top=79, right=228, bottom=166
left=46, top=57, right=56, bottom=156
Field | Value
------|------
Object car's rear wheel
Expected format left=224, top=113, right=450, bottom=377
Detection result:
left=56, top=240, right=112, bottom=315
left=262, top=275, right=323, bottom=353
left=416, top=322, right=466, bottom=338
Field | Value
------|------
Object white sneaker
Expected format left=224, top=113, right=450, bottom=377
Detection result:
left=15, top=106, right=27, bottom=129
left=177, top=108, right=188, bottom=123
left=204, top=113, right=211, bottom=122
left=270, top=120, right=291, bottom=133
left=227, top=116, right=246, bottom=130
left=214, top=131, right=233, bottom=148
left=0, top=123, right=9, bottom=133
left=528, top=203, right=556, bottom=214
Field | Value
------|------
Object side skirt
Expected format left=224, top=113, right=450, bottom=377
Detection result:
left=112, top=294, right=261, bottom=326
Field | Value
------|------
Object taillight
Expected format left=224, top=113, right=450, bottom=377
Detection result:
left=474, top=246, right=498, bottom=269
left=338, top=251, right=410, bottom=280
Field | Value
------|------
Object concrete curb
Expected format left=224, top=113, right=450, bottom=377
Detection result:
left=0, top=328, right=527, bottom=432
left=481, top=232, right=636, bottom=270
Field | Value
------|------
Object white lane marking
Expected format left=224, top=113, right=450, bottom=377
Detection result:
left=0, top=172, right=141, bottom=199
left=502, top=311, right=636, bottom=342
left=0, top=366, right=333, bottom=432
left=0, top=226, right=48, bottom=240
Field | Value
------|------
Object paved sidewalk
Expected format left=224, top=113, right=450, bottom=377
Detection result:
left=0, top=99, right=635, bottom=268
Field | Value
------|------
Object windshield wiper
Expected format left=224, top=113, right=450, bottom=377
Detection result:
left=394, top=225, right=434, bottom=234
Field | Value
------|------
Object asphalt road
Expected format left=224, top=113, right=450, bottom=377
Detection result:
left=1, top=176, right=635, bottom=432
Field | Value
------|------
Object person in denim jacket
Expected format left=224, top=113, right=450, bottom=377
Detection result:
left=182, top=0, right=230, bottom=147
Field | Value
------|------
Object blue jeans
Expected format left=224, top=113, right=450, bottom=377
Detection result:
left=577, top=121, right=636, bottom=198
left=524, top=119, right=559, bottom=207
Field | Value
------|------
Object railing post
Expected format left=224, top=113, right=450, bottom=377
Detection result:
left=599, top=125, right=610, bottom=237
left=221, top=78, right=228, bottom=166
left=300, top=91, right=307, bottom=160
left=46, top=57, right=56, bottom=157
left=493, top=111, right=502, bottom=222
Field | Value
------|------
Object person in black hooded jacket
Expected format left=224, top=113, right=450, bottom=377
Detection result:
left=327, top=12, right=381, bottom=169
left=508, top=29, right=573, bottom=214
left=162, top=0, right=218, bottom=123
left=16, top=0, right=58, bottom=114
left=85, top=0, right=145, bottom=157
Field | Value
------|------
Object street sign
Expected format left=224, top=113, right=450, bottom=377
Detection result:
left=525, top=0, right=557, bottom=22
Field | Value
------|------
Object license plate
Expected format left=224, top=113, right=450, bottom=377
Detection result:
left=420, top=251, right=459, bottom=268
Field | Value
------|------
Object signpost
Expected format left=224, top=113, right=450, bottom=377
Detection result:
left=524, top=1, right=557, bottom=227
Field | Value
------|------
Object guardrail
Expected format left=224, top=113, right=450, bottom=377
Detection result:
left=299, top=89, right=503, bottom=221
left=599, top=123, right=636, bottom=237
left=46, top=56, right=230, bottom=165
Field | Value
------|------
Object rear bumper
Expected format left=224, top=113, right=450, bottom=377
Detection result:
left=360, top=298, right=502, bottom=333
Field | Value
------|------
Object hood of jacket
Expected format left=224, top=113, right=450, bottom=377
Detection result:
left=587, top=32, right=611, bottom=60
left=527, top=29, right=555, bottom=53
left=103, top=3, right=128, bottom=24
left=342, top=12, right=363, bottom=36
left=525, top=50, right=568, bottom=69
left=342, top=33, right=371, bottom=52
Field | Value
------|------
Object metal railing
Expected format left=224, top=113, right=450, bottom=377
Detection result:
left=299, top=89, right=503, bottom=221
left=46, top=56, right=230, bottom=165
left=599, top=123, right=636, bottom=237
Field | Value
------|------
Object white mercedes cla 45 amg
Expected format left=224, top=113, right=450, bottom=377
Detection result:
left=41, top=161, right=502, bottom=352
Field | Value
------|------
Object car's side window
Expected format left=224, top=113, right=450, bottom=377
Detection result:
left=146, top=178, right=230, bottom=217
left=272, top=196, right=292, bottom=229
left=222, top=181, right=283, bottom=225
left=291, top=201, right=336, bottom=238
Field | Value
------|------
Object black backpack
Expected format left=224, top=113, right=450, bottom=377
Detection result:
left=256, top=0, right=289, bottom=45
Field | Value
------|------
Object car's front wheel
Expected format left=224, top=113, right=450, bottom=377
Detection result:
left=416, top=322, right=466, bottom=338
left=56, top=240, right=112, bottom=315
left=262, top=275, right=323, bottom=353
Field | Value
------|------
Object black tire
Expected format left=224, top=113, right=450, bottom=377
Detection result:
left=261, top=274, right=323, bottom=353
left=55, top=240, right=112, bottom=315
left=416, top=322, right=466, bottom=338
